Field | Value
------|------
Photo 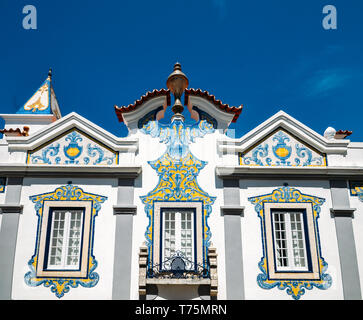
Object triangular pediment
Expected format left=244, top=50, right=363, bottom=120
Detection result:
left=5, top=112, right=138, bottom=165
left=239, top=127, right=327, bottom=167
left=27, top=127, right=118, bottom=165
left=218, top=111, right=349, bottom=161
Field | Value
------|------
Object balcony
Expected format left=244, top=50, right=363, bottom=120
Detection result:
left=138, top=246, right=218, bottom=299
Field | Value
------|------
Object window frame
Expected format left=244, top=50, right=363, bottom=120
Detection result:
left=152, top=201, right=203, bottom=269
left=271, top=209, right=310, bottom=272
left=44, top=207, right=85, bottom=271
left=160, top=207, right=197, bottom=267
left=264, top=202, right=320, bottom=280
left=36, top=200, right=93, bottom=278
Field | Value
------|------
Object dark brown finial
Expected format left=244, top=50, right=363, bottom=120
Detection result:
left=166, top=63, right=189, bottom=118
left=48, top=68, right=52, bottom=80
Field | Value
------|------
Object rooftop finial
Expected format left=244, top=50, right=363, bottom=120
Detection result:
left=174, top=62, right=181, bottom=71
left=48, top=68, right=52, bottom=81
left=166, top=62, right=189, bottom=119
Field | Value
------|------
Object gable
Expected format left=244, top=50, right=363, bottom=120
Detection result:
left=239, top=128, right=327, bottom=167
left=27, top=128, right=118, bottom=165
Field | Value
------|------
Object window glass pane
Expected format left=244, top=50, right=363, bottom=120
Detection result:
left=163, top=210, right=176, bottom=259
left=180, top=211, right=193, bottom=261
left=66, top=210, right=83, bottom=267
left=162, top=209, right=195, bottom=266
left=272, top=211, right=308, bottom=271
left=273, top=213, right=289, bottom=268
left=47, top=209, right=83, bottom=270
left=290, top=212, right=306, bottom=268
left=48, top=210, right=66, bottom=267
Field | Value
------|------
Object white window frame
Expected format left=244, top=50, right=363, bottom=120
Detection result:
left=153, top=202, right=203, bottom=268
left=271, top=210, right=309, bottom=272
left=46, top=208, right=84, bottom=270
left=36, top=200, right=93, bottom=278
left=161, top=208, right=195, bottom=263
left=264, top=202, right=320, bottom=280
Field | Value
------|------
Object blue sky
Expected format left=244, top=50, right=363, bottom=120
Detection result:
left=1, top=1, right=363, bottom=140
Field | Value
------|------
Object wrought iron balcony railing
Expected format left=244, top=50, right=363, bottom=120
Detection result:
left=146, top=251, right=209, bottom=279
left=138, top=245, right=218, bottom=298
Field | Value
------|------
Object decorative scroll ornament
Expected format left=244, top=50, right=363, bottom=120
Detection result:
left=140, top=110, right=217, bottom=272
left=24, top=184, right=107, bottom=298
left=27, top=129, right=117, bottom=165
left=248, top=187, right=332, bottom=300
left=240, top=129, right=326, bottom=167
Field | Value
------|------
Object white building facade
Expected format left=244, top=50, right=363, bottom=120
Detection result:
left=0, top=65, right=363, bottom=300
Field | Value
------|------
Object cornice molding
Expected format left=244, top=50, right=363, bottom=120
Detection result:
left=216, top=165, right=363, bottom=179
left=0, top=164, right=142, bottom=178
left=4, top=112, right=139, bottom=153
left=217, top=111, right=349, bottom=155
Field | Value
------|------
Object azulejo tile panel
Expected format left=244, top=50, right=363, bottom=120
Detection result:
left=240, top=129, right=326, bottom=167
left=24, top=184, right=107, bottom=298
left=139, top=109, right=216, bottom=271
left=27, top=129, right=118, bottom=165
left=17, top=78, right=51, bottom=114
left=350, top=181, right=363, bottom=201
left=0, top=177, right=5, bottom=193
left=248, top=187, right=332, bottom=300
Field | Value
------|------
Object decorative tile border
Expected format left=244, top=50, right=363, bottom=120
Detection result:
left=24, top=184, right=107, bottom=298
left=248, top=186, right=332, bottom=300
left=139, top=111, right=216, bottom=272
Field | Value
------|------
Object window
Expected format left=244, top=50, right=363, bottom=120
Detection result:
left=272, top=210, right=308, bottom=272
left=36, top=200, right=93, bottom=278
left=161, top=209, right=194, bottom=263
left=263, top=202, right=320, bottom=280
left=152, top=202, right=203, bottom=269
left=46, top=208, right=84, bottom=270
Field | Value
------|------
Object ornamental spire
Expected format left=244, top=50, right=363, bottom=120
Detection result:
left=166, top=62, right=189, bottom=120
left=47, top=67, right=52, bottom=81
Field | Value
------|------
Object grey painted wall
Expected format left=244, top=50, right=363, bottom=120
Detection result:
left=222, top=179, right=245, bottom=300
left=0, top=177, right=23, bottom=300
left=330, top=180, right=361, bottom=300
left=112, top=178, right=136, bottom=300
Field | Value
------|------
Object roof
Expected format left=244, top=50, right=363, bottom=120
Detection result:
left=114, top=87, right=243, bottom=124
left=114, top=89, right=171, bottom=122
left=335, top=130, right=353, bottom=139
left=0, top=126, right=29, bottom=137
left=15, top=69, right=61, bottom=119
left=184, top=88, right=243, bottom=123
